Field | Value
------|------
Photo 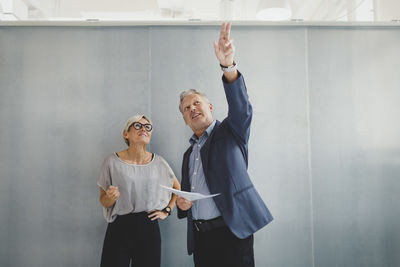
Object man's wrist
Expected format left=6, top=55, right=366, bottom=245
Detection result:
left=220, top=60, right=237, bottom=72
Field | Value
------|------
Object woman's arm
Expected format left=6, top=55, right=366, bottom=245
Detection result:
left=99, top=186, right=120, bottom=208
left=148, top=177, right=181, bottom=221
left=167, top=176, right=181, bottom=210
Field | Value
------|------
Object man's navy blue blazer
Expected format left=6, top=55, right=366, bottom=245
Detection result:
left=178, top=72, right=273, bottom=255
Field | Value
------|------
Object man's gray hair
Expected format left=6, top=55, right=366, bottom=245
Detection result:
left=179, top=89, right=210, bottom=113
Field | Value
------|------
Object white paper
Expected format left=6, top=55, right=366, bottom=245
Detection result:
left=160, top=185, right=220, bottom=201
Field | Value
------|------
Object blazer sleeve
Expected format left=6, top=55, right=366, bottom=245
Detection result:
left=177, top=207, right=188, bottom=219
left=222, top=71, right=253, bottom=144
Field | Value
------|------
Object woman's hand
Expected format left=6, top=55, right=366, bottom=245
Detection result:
left=148, top=210, right=168, bottom=221
left=105, top=186, right=120, bottom=202
left=99, top=186, right=120, bottom=208
left=176, top=196, right=193, bottom=211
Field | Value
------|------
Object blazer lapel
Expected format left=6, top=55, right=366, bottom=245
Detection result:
left=182, top=146, right=193, bottom=192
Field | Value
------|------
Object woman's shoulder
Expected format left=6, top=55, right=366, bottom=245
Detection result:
left=102, top=153, right=118, bottom=165
left=153, top=153, right=167, bottom=163
left=151, top=153, right=171, bottom=167
left=152, top=154, right=175, bottom=174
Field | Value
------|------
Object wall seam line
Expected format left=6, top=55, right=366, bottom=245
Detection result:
left=305, top=26, right=316, bottom=267
left=148, top=26, right=152, bottom=151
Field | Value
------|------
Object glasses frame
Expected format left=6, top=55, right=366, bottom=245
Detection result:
left=129, top=122, right=153, bottom=132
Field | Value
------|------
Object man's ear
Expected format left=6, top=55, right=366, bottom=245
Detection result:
left=209, top=103, right=213, bottom=112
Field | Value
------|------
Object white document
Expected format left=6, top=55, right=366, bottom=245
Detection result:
left=160, top=185, right=220, bottom=201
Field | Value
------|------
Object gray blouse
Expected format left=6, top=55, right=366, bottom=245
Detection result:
left=97, top=153, right=175, bottom=222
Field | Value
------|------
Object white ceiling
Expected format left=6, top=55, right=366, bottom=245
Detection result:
left=1, top=0, right=400, bottom=21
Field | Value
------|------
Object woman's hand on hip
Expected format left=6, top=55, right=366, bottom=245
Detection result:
left=148, top=210, right=168, bottom=221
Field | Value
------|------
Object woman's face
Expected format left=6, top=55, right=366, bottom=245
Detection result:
left=124, top=118, right=152, bottom=146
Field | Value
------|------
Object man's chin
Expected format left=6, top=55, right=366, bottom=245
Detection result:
left=190, top=121, right=210, bottom=131
left=190, top=120, right=204, bottom=128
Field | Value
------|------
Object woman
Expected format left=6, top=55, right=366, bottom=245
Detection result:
left=98, top=114, right=181, bottom=267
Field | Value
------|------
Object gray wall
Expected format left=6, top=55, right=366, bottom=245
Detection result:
left=0, top=25, right=399, bottom=267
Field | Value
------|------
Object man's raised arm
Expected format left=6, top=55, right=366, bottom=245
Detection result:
left=214, top=22, right=252, bottom=144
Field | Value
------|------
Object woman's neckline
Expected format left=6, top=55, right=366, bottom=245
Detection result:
left=114, top=152, right=155, bottom=166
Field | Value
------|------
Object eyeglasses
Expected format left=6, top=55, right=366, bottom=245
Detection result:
left=130, top=122, right=153, bottom=132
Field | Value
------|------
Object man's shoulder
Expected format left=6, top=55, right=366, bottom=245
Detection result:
left=210, top=119, right=249, bottom=149
left=212, top=119, right=230, bottom=134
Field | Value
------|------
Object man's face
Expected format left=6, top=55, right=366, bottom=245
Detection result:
left=181, top=94, right=213, bottom=134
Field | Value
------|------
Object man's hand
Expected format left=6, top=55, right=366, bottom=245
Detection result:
left=213, top=22, right=238, bottom=83
left=213, top=22, right=235, bottom=67
left=176, top=196, right=193, bottom=211
left=106, top=186, right=120, bottom=202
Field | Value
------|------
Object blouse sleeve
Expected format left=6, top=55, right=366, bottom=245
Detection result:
left=97, top=156, right=111, bottom=191
left=159, top=155, right=175, bottom=187
left=97, top=156, right=116, bottom=222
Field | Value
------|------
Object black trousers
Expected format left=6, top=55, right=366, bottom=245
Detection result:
left=193, top=226, right=255, bottom=267
left=100, top=212, right=161, bottom=267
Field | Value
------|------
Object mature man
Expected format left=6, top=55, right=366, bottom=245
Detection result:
left=176, top=22, right=273, bottom=267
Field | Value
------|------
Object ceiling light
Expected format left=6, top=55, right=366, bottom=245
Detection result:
left=256, top=0, right=292, bottom=21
